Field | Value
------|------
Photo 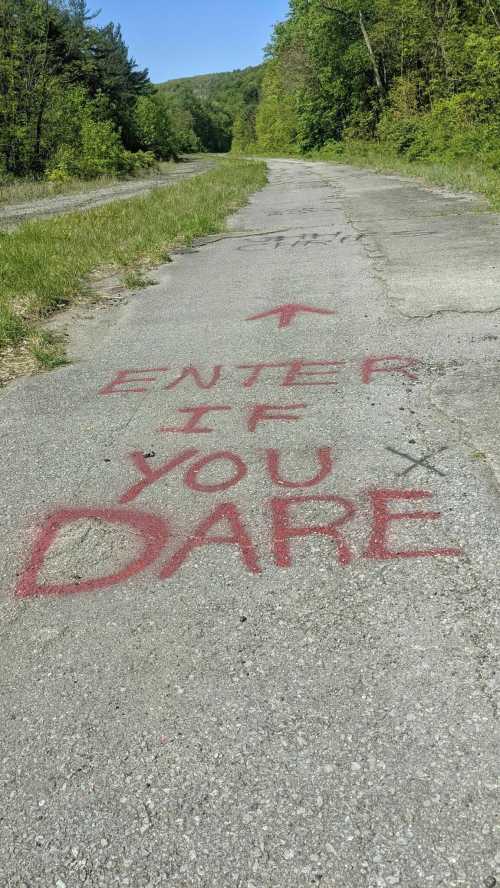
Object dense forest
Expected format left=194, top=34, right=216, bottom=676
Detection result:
left=3, top=0, right=499, bottom=182
left=0, top=0, right=253, bottom=181
left=158, top=66, right=263, bottom=154
left=236, top=0, right=500, bottom=171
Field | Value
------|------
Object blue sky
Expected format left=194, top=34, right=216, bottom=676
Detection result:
left=95, top=0, right=290, bottom=84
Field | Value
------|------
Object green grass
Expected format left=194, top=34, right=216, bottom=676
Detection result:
left=0, top=174, right=120, bottom=207
left=0, top=160, right=178, bottom=208
left=0, top=158, right=267, bottom=367
left=30, top=332, right=69, bottom=370
left=309, top=141, right=500, bottom=210
left=121, top=270, right=157, bottom=290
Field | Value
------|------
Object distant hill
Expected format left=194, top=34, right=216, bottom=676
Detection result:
left=157, top=66, right=264, bottom=121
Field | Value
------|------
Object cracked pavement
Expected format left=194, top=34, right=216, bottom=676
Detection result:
left=0, top=159, right=498, bottom=887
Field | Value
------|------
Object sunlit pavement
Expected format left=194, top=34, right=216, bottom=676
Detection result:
left=1, top=159, right=498, bottom=887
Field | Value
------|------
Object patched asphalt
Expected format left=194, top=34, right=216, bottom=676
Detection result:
left=0, top=159, right=498, bottom=887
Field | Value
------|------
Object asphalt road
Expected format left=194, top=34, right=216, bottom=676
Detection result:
left=0, top=159, right=499, bottom=888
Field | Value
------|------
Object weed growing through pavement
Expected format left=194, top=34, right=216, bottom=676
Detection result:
left=122, top=271, right=157, bottom=290
left=29, top=332, right=69, bottom=370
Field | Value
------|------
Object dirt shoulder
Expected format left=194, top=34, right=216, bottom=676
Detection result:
left=0, top=157, right=218, bottom=229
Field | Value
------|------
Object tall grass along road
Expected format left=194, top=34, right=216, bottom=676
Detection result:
left=0, top=158, right=267, bottom=381
left=0, top=157, right=218, bottom=227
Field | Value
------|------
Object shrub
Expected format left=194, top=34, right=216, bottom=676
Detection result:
left=343, top=110, right=378, bottom=141
left=311, top=140, right=345, bottom=160
left=131, top=150, right=158, bottom=170
left=376, top=87, right=500, bottom=171
left=377, top=113, right=420, bottom=156
left=76, top=115, right=128, bottom=178
left=46, top=92, right=152, bottom=180
left=46, top=166, right=72, bottom=184
left=133, top=94, right=178, bottom=160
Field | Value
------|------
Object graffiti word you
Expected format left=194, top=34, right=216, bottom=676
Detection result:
left=99, top=356, right=421, bottom=396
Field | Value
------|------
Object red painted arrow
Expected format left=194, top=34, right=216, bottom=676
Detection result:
left=247, top=303, right=335, bottom=329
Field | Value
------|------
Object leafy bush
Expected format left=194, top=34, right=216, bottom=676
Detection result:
left=377, top=113, right=420, bottom=155
left=308, top=140, right=345, bottom=160
left=77, top=115, right=128, bottom=178
left=45, top=91, right=154, bottom=180
left=377, top=89, right=500, bottom=171
left=343, top=110, right=378, bottom=142
left=129, top=150, right=158, bottom=170
left=46, top=166, right=72, bottom=184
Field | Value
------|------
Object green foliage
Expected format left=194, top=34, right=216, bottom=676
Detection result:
left=0, top=4, right=261, bottom=175
left=158, top=66, right=263, bottom=119
left=158, top=87, right=233, bottom=153
left=251, top=0, right=500, bottom=175
left=166, top=101, right=202, bottom=153
left=159, top=67, right=264, bottom=153
left=255, top=61, right=300, bottom=154
left=132, top=94, right=177, bottom=160
left=43, top=89, right=130, bottom=179
left=378, top=86, right=500, bottom=170
left=232, top=111, right=258, bottom=153
left=0, top=0, right=156, bottom=180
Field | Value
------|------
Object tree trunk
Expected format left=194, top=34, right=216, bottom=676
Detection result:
left=33, top=0, right=50, bottom=171
left=486, top=0, right=500, bottom=29
left=34, top=92, right=48, bottom=172
left=358, top=11, right=384, bottom=95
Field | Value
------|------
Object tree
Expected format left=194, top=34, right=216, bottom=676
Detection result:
left=0, top=0, right=155, bottom=177
left=133, top=94, right=177, bottom=159
left=252, top=0, right=500, bottom=167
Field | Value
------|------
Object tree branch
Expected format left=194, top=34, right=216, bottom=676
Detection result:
left=485, top=0, right=500, bottom=30
left=317, top=2, right=350, bottom=17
